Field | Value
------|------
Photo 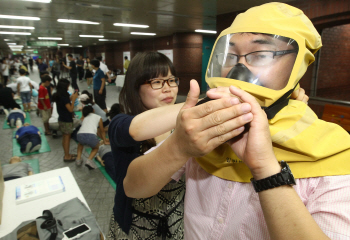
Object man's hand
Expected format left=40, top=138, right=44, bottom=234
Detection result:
left=99, top=89, right=103, bottom=94
left=227, top=86, right=280, bottom=180
left=170, top=80, right=253, bottom=160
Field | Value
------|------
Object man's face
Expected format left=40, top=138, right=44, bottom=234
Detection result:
left=218, top=33, right=297, bottom=90
left=38, top=59, right=42, bottom=64
left=68, top=56, right=72, bottom=61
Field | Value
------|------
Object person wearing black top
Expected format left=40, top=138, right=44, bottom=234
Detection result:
left=62, top=54, right=79, bottom=92
left=28, top=58, right=34, bottom=72
left=76, top=55, right=84, bottom=82
left=52, top=78, right=79, bottom=162
left=0, top=83, right=21, bottom=110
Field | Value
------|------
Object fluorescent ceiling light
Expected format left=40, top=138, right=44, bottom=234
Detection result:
left=7, top=43, right=16, bottom=45
left=79, top=35, right=103, bottom=38
left=98, top=39, right=118, bottom=42
left=57, top=44, right=69, bottom=46
left=0, top=31, right=31, bottom=35
left=131, top=32, right=156, bottom=36
left=38, top=37, right=62, bottom=40
left=113, top=23, right=149, bottom=28
left=58, top=19, right=100, bottom=25
left=73, top=45, right=83, bottom=47
left=0, top=25, right=35, bottom=30
left=4, top=39, right=11, bottom=41
left=25, top=49, right=34, bottom=51
left=10, top=45, right=24, bottom=47
left=21, top=0, right=51, bottom=2
left=0, top=15, right=40, bottom=21
left=195, top=29, right=217, bottom=34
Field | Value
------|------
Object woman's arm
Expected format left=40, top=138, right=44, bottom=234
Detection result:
left=129, top=102, right=184, bottom=141
left=98, top=118, right=109, bottom=144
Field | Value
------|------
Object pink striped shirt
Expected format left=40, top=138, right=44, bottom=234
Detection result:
left=171, top=158, right=350, bottom=240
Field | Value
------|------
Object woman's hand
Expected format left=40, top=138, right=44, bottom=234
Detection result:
left=170, top=81, right=252, bottom=159
left=291, top=88, right=309, bottom=104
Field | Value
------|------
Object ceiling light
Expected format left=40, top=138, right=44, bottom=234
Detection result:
left=0, top=31, right=31, bottom=35
left=10, top=45, right=24, bottom=47
left=58, top=19, right=100, bottom=25
left=0, top=15, right=40, bottom=20
left=57, top=44, right=69, bottom=46
left=98, top=39, right=118, bottom=42
left=113, top=23, right=149, bottom=28
left=75, top=3, right=131, bottom=11
left=38, top=37, right=62, bottom=40
left=73, top=45, right=83, bottom=47
left=0, top=25, right=35, bottom=30
left=7, top=43, right=16, bottom=45
left=195, top=29, right=217, bottom=34
left=4, top=39, right=11, bottom=41
left=131, top=32, right=156, bottom=36
left=79, top=35, right=103, bottom=38
left=22, top=0, right=51, bottom=2
left=25, top=49, right=34, bottom=51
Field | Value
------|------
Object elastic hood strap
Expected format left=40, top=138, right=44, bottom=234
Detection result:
left=262, top=82, right=299, bottom=119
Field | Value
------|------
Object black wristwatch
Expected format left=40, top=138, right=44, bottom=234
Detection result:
left=250, top=161, right=296, bottom=192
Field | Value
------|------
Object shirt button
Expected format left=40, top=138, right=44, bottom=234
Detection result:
left=218, top=218, right=224, bottom=224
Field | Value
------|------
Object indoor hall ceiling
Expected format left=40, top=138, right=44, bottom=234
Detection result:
left=0, top=0, right=293, bottom=52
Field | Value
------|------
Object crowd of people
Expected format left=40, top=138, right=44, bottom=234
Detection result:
left=1, top=3, right=350, bottom=239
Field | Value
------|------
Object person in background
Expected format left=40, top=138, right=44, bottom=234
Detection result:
left=76, top=105, right=109, bottom=169
left=38, top=75, right=52, bottom=135
left=90, top=59, right=107, bottom=112
left=96, top=56, right=111, bottom=83
left=84, top=57, right=93, bottom=89
left=96, top=144, right=116, bottom=181
left=51, top=57, right=61, bottom=87
left=15, top=123, right=41, bottom=153
left=123, top=56, right=130, bottom=73
left=0, top=83, right=21, bottom=110
left=62, top=54, right=79, bottom=92
left=28, top=57, right=34, bottom=72
left=37, top=58, right=48, bottom=73
left=52, top=78, right=79, bottom=162
left=6, top=108, right=26, bottom=128
left=49, top=58, right=54, bottom=70
left=17, top=69, right=32, bottom=112
left=76, top=55, right=85, bottom=82
left=2, top=156, right=33, bottom=181
left=1, top=58, right=9, bottom=85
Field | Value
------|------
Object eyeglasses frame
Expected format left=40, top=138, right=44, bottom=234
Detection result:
left=145, top=77, right=180, bottom=90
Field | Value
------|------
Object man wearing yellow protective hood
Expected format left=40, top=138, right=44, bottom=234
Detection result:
left=122, top=2, right=350, bottom=239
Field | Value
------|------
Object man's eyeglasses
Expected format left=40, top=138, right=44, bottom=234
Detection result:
left=216, top=50, right=298, bottom=68
left=145, top=77, right=180, bottom=90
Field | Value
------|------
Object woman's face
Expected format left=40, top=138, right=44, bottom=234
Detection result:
left=139, top=70, right=178, bottom=110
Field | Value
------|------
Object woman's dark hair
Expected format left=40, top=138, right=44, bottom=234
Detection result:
left=107, top=103, right=121, bottom=120
left=119, top=52, right=176, bottom=153
left=81, top=90, right=94, bottom=104
left=52, top=78, right=70, bottom=103
left=119, top=51, right=176, bottom=116
left=90, top=59, right=100, bottom=68
left=82, top=105, right=94, bottom=117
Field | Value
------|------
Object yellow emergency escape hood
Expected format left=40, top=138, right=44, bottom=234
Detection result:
left=196, top=2, right=350, bottom=182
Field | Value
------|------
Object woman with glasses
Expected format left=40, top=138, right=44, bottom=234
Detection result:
left=107, top=52, right=184, bottom=240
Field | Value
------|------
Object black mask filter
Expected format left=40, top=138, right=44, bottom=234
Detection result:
left=225, top=63, right=264, bottom=87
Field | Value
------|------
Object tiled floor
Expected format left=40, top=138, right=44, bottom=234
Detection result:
left=0, top=67, right=204, bottom=235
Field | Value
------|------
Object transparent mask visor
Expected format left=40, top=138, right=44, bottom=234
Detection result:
left=207, top=32, right=299, bottom=90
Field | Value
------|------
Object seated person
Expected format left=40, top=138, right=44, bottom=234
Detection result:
left=16, top=123, right=42, bottom=153
left=108, top=69, right=119, bottom=84
left=6, top=108, right=26, bottom=128
left=0, top=83, right=21, bottom=110
left=2, top=156, right=33, bottom=181
left=79, top=91, right=110, bottom=128
left=96, top=144, right=116, bottom=183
